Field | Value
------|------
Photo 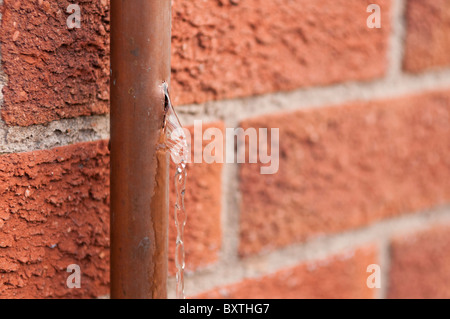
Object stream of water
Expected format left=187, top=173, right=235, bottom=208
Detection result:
left=163, top=83, right=188, bottom=299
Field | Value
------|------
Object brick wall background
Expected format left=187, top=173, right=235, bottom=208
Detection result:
left=1, top=0, right=450, bottom=299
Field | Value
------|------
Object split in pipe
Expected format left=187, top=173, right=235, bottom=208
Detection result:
left=110, top=0, right=172, bottom=299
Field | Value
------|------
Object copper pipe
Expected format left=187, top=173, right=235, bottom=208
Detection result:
left=110, top=0, right=171, bottom=299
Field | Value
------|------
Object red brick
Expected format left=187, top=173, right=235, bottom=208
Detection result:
left=0, top=0, right=110, bottom=126
left=389, top=225, right=450, bottom=299
left=171, top=0, right=391, bottom=106
left=169, top=123, right=224, bottom=275
left=1, top=0, right=390, bottom=125
left=196, top=246, right=378, bottom=299
left=404, top=0, right=450, bottom=72
left=239, top=90, right=450, bottom=256
left=0, top=141, right=110, bottom=298
left=0, top=127, right=223, bottom=297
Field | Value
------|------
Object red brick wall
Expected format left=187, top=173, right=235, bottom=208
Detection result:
left=1, top=0, right=450, bottom=299
left=196, top=246, right=378, bottom=299
left=389, top=225, right=450, bottom=298
left=0, top=0, right=110, bottom=126
left=0, top=141, right=110, bottom=298
left=171, top=0, right=391, bottom=105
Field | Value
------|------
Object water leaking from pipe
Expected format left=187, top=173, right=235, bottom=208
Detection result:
left=162, top=83, right=188, bottom=299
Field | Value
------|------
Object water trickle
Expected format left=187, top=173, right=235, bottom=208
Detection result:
left=162, top=83, right=188, bottom=299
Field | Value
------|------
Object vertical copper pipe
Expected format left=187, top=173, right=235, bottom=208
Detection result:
left=110, top=0, right=171, bottom=299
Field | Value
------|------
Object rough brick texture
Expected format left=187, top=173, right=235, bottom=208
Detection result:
left=404, top=0, right=450, bottom=72
left=389, top=225, right=450, bottom=299
left=0, top=0, right=110, bottom=126
left=0, top=141, right=110, bottom=298
left=239, top=90, right=450, bottom=256
left=169, top=123, right=223, bottom=275
left=171, top=0, right=390, bottom=106
left=1, top=0, right=450, bottom=300
left=1, top=0, right=390, bottom=126
left=196, top=246, right=377, bottom=299
left=0, top=126, right=223, bottom=297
